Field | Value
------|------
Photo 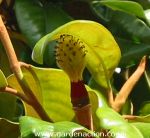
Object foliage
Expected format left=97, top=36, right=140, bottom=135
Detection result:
left=0, top=0, right=150, bottom=138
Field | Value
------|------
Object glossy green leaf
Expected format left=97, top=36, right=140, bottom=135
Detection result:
left=110, top=11, right=150, bottom=67
left=109, top=124, right=143, bottom=138
left=0, top=118, right=20, bottom=138
left=20, top=116, right=92, bottom=138
left=30, top=66, right=74, bottom=121
left=116, top=38, right=150, bottom=67
left=109, top=11, right=150, bottom=67
left=109, top=11, right=150, bottom=42
left=96, top=107, right=143, bottom=138
left=90, top=1, right=113, bottom=23
left=94, top=0, right=146, bottom=19
left=0, top=69, right=7, bottom=88
left=139, top=101, right=150, bottom=116
left=7, top=66, right=43, bottom=119
left=96, top=107, right=127, bottom=129
left=132, top=122, right=150, bottom=138
left=7, top=66, right=74, bottom=121
left=32, top=20, right=121, bottom=88
left=91, top=2, right=150, bottom=67
left=15, top=0, right=72, bottom=49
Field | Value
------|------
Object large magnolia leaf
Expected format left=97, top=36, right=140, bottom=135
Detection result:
left=7, top=66, right=74, bottom=121
left=32, top=20, right=121, bottom=88
left=96, top=107, right=143, bottom=138
left=110, top=11, right=150, bottom=67
left=0, top=118, right=20, bottom=138
left=91, top=2, right=150, bottom=67
left=31, top=66, right=74, bottom=122
left=7, top=66, right=43, bottom=119
left=15, top=0, right=72, bottom=49
left=20, top=116, right=93, bottom=138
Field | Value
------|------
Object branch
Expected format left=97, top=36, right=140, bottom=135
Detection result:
left=0, top=16, right=23, bottom=80
left=112, top=56, right=146, bottom=112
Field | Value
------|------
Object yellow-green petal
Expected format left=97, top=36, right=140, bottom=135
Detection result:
left=32, top=20, right=121, bottom=88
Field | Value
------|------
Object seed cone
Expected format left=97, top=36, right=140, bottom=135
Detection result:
left=55, top=34, right=87, bottom=82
